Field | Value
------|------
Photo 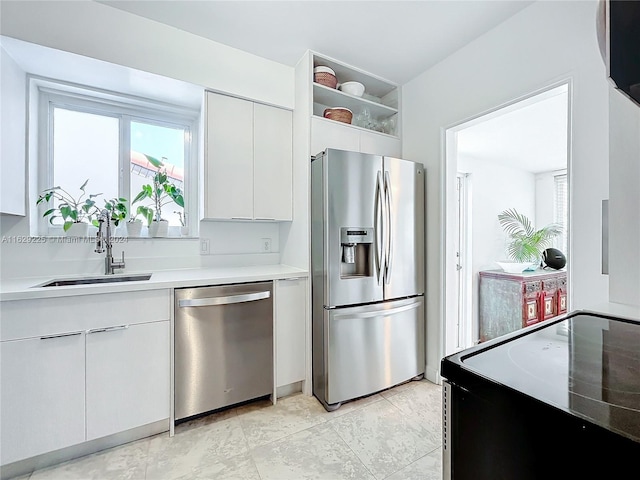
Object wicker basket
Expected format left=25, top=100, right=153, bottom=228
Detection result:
left=314, top=66, right=337, bottom=89
left=323, top=108, right=353, bottom=124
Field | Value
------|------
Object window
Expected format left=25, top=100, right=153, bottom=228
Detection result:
left=36, top=82, right=198, bottom=236
left=554, top=173, right=568, bottom=255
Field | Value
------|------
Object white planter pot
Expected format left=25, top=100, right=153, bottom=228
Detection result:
left=180, top=226, right=189, bottom=237
left=65, top=222, right=89, bottom=237
left=149, top=220, right=169, bottom=238
left=126, top=221, right=143, bottom=237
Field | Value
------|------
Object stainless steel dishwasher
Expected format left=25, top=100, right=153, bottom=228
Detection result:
left=174, top=281, right=273, bottom=421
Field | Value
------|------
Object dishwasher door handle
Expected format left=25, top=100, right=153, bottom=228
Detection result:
left=178, top=291, right=271, bottom=308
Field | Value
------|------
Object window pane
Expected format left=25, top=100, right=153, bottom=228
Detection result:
left=130, top=121, right=186, bottom=227
left=554, top=174, right=568, bottom=255
left=52, top=107, right=119, bottom=224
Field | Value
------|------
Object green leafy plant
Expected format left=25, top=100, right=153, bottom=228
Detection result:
left=99, top=197, right=128, bottom=227
left=128, top=205, right=152, bottom=225
left=132, top=154, right=184, bottom=225
left=498, top=208, right=562, bottom=263
left=36, top=179, right=102, bottom=232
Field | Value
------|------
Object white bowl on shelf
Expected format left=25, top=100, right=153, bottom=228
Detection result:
left=496, top=261, right=538, bottom=273
left=339, top=81, right=365, bottom=97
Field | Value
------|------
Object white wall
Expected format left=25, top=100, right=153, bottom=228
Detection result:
left=0, top=1, right=293, bottom=108
left=458, top=155, right=536, bottom=340
left=0, top=47, right=26, bottom=216
left=402, top=0, right=609, bottom=382
left=608, top=87, right=640, bottom=306
left=0, top=0, right=296, bottom=280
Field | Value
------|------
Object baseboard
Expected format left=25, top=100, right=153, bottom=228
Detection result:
left=1, top=419, right=169, bottom=480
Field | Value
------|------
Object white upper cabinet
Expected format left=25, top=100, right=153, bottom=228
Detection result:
left=253, top=103, right=293, bottom=221
left=205, top=93, right=254, bottom=220
left=204, top=91, right=293, bottom=221
left=0, top=47, right=26, bottom=216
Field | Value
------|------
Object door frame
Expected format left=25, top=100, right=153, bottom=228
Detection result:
left=441, top=79, right=574, bottom=359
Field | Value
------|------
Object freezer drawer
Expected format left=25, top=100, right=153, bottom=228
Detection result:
left=174, top=282, right=273, bottom=421
left=324, top=296, right=425, bottom=406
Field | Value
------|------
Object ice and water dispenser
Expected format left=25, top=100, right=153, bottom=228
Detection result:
left=340, top=227, right=373, bottom=278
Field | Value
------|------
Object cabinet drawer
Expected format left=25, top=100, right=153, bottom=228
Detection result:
left=523, top=281, right=541, bottom=294
left=0, top=289, right=170, bottom=341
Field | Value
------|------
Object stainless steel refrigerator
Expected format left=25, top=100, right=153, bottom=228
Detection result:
left=311, top=148, right=425, bottom=411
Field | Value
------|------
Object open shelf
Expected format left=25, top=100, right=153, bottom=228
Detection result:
left=311, top=51, right=400, bottom=138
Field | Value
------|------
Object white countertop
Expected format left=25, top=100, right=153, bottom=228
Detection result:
left=0, top=264, right=308, bottom=301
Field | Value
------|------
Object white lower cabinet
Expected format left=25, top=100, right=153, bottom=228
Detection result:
left=0, top=333, right=86, bottom=465
left=86, top=321, right=170, bottom=440
left=0, top=290, right=171, bottom=466
left=275, top=277, right=307, bottom=388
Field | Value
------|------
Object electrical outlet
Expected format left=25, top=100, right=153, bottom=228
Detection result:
left=200, top=238, right=210, bottom=255
left=261, top=238, right=272, bottom=252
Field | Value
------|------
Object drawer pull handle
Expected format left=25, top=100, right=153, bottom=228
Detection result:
left=40, top=331, right=83, bottom=340
left=87, top=325, right=129, bottom=334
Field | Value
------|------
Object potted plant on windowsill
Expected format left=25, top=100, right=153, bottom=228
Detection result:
left=98, top=197, right=128, bottom=236
left=125, top=206, right=150, bottom=237
left=36, top=179, right=102, bottom=236
left=175, top=210, right=188, bottom=237
left=132, top=154, right=184, bottom=238
left=497, top=208, right=562, bottom=273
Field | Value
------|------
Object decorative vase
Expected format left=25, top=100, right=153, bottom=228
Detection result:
left=149, top=220, right=169, bottom=238
left=180, top=226, right=189, bottom=237
left=65, top=222, right=89, bottom=237
left=126, top=220, right=143, bottom=237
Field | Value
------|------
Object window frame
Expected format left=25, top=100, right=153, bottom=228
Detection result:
left=33, top=79, right=199, bottom=238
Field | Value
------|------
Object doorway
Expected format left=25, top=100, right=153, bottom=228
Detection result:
left=443, top=82, right=571, bottom=356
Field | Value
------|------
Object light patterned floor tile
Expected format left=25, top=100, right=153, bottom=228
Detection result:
left=324, top=392, right=385, bottom=418
left=329, top=398, right=441, bottom=480
left=175, top=453, right=261, bottom=480
left=145, top=416, right=249, bottom=479
left=384, top=380, right=442, bottom=433
left=29, top=437, right=149, bottom=480
left=379, top=378, right=425, bottom=399
left=252, top=423, right=375, bottom=480
left=236, top=393, right=329, bottom=448
left=384, top=447, right=442, bottom=480
left=22, top=383, right=443, bottom=480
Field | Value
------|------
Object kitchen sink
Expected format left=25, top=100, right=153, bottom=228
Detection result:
left=35, top=273, right=152, bottom=288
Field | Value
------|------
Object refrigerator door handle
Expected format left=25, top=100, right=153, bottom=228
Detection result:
left=332, top=300, right=421, bottom=320
left=384, top=171, right=393, bottom=284
left=374, top=170, right=385, bottom=285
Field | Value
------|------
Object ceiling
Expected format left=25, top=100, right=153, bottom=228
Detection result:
left=457, top=84, right=569, bottom=173
left=97, top=0, right=535, bottom=86
left=94, top=0, right=568, bottom=173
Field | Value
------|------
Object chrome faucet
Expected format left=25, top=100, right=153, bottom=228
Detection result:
left=95, top=209, right=126, bottom=275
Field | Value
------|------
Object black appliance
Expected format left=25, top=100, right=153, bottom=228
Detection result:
left=441, top=310, right=640, bottom=479
left=607, top=0, right=640, bottom=106
left=542, top=247, right=566, bottom=269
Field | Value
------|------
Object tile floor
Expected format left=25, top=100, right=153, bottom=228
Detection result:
left=18, top=379, right=442, bottom=480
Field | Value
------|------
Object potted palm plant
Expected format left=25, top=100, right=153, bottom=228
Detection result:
left=497, top=208, right=562, bottom=272
left=132, top=154, right=184, bottom=237
left=36, top=179, right=102, bottom=236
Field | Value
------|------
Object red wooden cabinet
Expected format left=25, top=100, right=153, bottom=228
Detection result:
left=479, top=269, right=568, bottom=342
